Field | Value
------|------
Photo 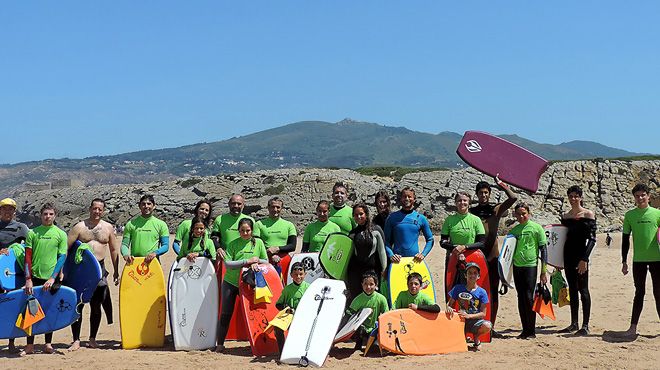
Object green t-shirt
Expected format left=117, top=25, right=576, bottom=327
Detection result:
left=302, top=220, right=341, bottom=252
left=256, top=217, right=297, bottom=247
left=623, top=206, right=660, bottom=262
left=329, top=205, right=356, bottom=235
left=440, top=213, right=485, bottom=245
left=224, top=237, right=268, bottom=287
left=212, top=213, right=255, bottom=249
left=349, top=291, right=389, bottom=332
left=178, top=235, right=216, bottom=260
left=122, top=215, right=169, bottom=257
left=510, top=221, right=547, bottom=267
left=393, top=290, right=435, bottom=309
left=26, top=225, right=67, bottom=280
left=276, top=280, right=310, bottom=310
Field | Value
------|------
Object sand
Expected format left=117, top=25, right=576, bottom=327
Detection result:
left=2, top=233, right=659, bottom=369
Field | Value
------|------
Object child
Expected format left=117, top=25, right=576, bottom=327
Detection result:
left=446, top=262, right=492, bottom=350
left=393, top=272, right=441, bottom=312
left=274, top=262, right=310, bottom=353
left=346, top=270, right=389, bottom=350
left=175, top=215, right=216, bottom=262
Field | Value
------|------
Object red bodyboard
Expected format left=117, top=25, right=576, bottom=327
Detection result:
left=215, top=260, right=249, bottom=341
left=445, top=249, right=491, bottom=343
left=456, top=131, right=549, bottom=193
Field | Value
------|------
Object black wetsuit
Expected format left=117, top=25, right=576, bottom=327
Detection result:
left=561, top=217, right=596, bottom=328
left=346, top=224, right=386, bottom=301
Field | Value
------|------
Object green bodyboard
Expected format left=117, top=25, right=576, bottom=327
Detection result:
left=319, top=233, right=354, bottom=280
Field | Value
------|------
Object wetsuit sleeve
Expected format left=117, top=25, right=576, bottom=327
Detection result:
left=420, top=216, right=434, bottom=256
left=155, top=236, right=170, bottom=256
left=621, top=233, right=631, bottom=263
left=440, top=234, right=453, bottom=251
left=582, top=219, right=597, bottom=262
left=172, top=240, right=181, bottom=255
left=495, top=183, right=518, bottom=218
left=279, top=235, right=297, bottom=253
left=465, top=234, right=486, bottom=251
left=224, top=259, right=247, bottom=269
left=121, top=224, right=131, bottom=256
left=211, top=230, right=222, bottom=250
left=51, top=253, right=66, bottom=279
left=384, top=217, right=394, bottom=257
left=417, top=304, right=441, bottom=313
left=539, top=243, right=548, bottom=273
left=374, top=227, right=388, bottom=272
left=301, top=243, right=310, bottom=253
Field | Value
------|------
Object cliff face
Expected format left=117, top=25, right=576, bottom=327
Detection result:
left=12, top=160, right=659, bottom=235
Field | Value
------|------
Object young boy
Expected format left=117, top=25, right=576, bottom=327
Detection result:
left=394, top=272, right=441, bottom=312
left=346, top=270, right=389, bottom=350
left=274, top=262, right=310, bottom=352
left=447, top=262, right=492, bottom=350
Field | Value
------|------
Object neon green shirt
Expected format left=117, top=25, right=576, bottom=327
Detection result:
left=122, top=215, right=169, bottom=257
left=440, top=213, right=485, bottom=245
left=178, top=235, right=216, bottom=260
left=393, top=290, right=435, bottom=309
left=26, top=225, right=67, bottom=280
left=256, top=217, right=297, bottom=247
left=329, top=205, right=356, bottom=235
left=303, top=220, right=341, bottom=252
left=623, top=206, right=660, bottom=262
left=224, top=237, right=268, bottom=287
left=510, top=221, right=547, bottom=267
left=349, top=291, right=389, bottom=332
left=276, top=280, right=310, bottom=310
left=212, top=213, right=255, bottom=249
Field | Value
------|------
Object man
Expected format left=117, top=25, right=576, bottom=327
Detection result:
left=621, top=183, right=660, bottom=337
left=469, top=175, right=517, bottom=338
left=328, top=182, right=356, bottom=235
left=67, top=198, right=120, bottom=350
left=255, top=197, right=297, bottom=274
left=121, top=194, right=169, bottom=264
left=211, top=194, right=255, bottom=259
left=23, top=203, right=68, bottom=355
left=0, top=197, right=30, bottom=352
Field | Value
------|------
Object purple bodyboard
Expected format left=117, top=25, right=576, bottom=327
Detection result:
left=456, top=131, right=549, bottom=193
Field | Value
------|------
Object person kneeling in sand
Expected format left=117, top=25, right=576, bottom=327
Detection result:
left=446, top=262, right=492, bottom=350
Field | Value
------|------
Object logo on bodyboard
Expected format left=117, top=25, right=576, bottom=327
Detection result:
left=57, top=299, right=73, bottom=312
left=465, top=140, right=482, bottom=153
left=136, top=262, right=150, bottom=276
left=187, top=265, right=202, bottom=279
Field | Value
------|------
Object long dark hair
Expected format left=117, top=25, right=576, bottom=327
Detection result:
left=193, top=199, right=213, bottom=227
left=186, top=215, right=207, bottom=252
left=238, top=218, right=256, bottom=245
left=353, top=202, right=373, bottom=233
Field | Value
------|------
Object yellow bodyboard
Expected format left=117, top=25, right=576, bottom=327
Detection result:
left=119, top=258, right=166, bottom=349
left=388, top=257, right=436, bottom=305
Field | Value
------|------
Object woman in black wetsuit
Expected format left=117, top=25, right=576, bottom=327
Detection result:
left=372, top=190, right=391, bottom=230
left=559, top=185, right=597, bottom=336
left=347, top=203, right=387, bottom=301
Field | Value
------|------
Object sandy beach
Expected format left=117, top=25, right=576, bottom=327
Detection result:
left=2, top=233, right=658, bottom=369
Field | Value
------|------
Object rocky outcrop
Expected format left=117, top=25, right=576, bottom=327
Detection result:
left=12, top=160, right=659, bottom=235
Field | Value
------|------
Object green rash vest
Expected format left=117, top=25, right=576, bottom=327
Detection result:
left=212, top=213, right=255, bottom=249
left=256, top=217, right=297, bottom=247
left=276, top=280, right=310, bottom=310
left=303, top=220, right=341, bottom=253
left=122, top=215, right=169, bottom=257
left=394, top=290, right=435, bottom=309
left=441, top=213, right=485, bottom=245
left=178, top=235, right=216, bottom=260
left=26, top=225, right=68, bottom=280
left=623, top=206, right=660, bottom=262
left=175, top=219, right=210, bottom=249
left=329, top=205, right=356, bottom=235
left=349, top=291, right=389, bottom=332
left=224, top=237, right=268, bottom=287
left=510, top=221, right=547, bottom=267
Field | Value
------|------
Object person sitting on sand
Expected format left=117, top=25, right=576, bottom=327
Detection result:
left=447, top=262, right=492, bottom=350
left=345, top=270, right=389, bottom=350
left=394, top=272, right=441, bottom=312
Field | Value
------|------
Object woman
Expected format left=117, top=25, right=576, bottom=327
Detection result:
left=440, top=192, right=486, bottom=269
left=559, top=185, right=596, bottom=336
left=173, top=199, right=213, bottom=256
left=372, top=190, right=391, bottom=230
left=347, top=203, right=387, bottom=300
left=215, top=218, right=268, bottom=352
left=509, top=203, right=548, bottom=339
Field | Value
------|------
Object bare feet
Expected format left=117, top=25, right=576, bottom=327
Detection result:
left=68, top=340, right=81, bottom=351
left=44, top=344, right=55, bottom=354
left=19, top=344, right=34, bottom=356
left=87, top=338, right=99, bottom=348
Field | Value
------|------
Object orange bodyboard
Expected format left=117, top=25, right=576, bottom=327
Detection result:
left=378, top=309, right=468, bottom=355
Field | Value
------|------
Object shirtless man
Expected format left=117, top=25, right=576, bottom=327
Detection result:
left=67, top=198, right=120, bottom=350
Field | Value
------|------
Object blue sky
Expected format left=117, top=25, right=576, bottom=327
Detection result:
left=1, top=1, right=658, bottom=164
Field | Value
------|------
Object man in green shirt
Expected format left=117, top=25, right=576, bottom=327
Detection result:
left=121, top=195, right=170, bottom=265
left=302, top=200, right=341, bottom=253
left=621, top=183, right=660, bottom=337
left=328, top=182, right=356, bottom=235
left=23, top=203, right=68, bottom=355
left=211, top=193, right=254, bottom=260
left=255, top=197, right=297, bottom=271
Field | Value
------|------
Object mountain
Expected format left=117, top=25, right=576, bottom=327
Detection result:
left=0, top=119, right=646, bottom=195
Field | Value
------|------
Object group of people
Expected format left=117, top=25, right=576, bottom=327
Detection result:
left=0, top=178, right=658, bottom=355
